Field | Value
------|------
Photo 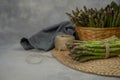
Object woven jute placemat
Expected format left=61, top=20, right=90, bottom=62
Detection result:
left=51, top=49, right=120, bottom=77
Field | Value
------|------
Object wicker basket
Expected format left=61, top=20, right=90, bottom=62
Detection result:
left=75, top=26, right=120, bottom=41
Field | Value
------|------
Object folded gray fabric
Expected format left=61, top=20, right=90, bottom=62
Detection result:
left=20, top=21, right=78, bottom=51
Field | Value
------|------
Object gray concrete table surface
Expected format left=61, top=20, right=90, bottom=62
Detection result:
left=0, top=43, right=120, bottom=80
left=0, top=0, right=120, bottom=80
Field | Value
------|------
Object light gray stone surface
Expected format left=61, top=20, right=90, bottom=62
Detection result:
left=0, top=0, right=120, bottom=80
left=0, top=43, right=120, bottom=80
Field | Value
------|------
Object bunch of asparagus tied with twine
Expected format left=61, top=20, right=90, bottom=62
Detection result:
left=66, top=1, right=120, bottom=28
left=66, top=36, right=120, bottom=62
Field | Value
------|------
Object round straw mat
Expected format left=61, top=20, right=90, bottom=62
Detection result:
left=52, top=49, right=120, bottom=77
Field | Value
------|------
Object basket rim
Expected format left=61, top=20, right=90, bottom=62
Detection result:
left=75, top=26, right=120, bottom=30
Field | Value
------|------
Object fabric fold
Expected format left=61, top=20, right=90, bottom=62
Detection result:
left=20, top=21, right=78, bottom=51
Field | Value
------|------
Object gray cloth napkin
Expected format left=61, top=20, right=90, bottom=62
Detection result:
left=20, top=21, right=78, bottom=51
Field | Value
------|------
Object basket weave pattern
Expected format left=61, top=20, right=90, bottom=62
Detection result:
left=52, top=49, right=120, bottom=77
left=75, top=27, right=120, bottom=41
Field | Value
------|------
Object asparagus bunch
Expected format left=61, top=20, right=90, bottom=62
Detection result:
left=66, top=36, right=120, bottom=62
left=66, top=1, right=120, bottom=27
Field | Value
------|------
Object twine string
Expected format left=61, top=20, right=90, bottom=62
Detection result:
left=26, top=52, right=53, bottom=64
left=55, top=35, right=75, bottom=53
left=103, top=40, right=110, bottom=58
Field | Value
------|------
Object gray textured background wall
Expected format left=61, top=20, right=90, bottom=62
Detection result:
left=0, top=0, right=120, bottom=45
